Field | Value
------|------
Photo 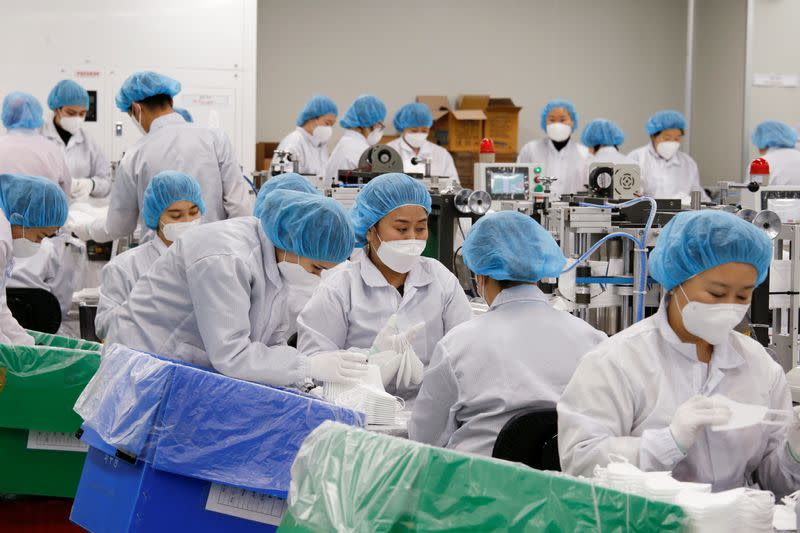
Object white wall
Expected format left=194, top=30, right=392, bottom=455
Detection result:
left=257, top=0, right=688, bottom=156
left=0, top=0, right=257, bottom=171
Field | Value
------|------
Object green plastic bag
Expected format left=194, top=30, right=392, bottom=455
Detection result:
left=0, top=344, right=100, bottom=432
left=26, top=329, right=102, bottom=352
left=280, top=422, right=687, bottom=532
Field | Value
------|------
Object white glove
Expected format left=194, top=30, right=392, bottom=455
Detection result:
left=371, top=314, right=425, bottom=354
left=669, top=395, right=731, bottom=452
left=369, top=350, right=402, bottom=388
left=71, top=178, right=94, bottom=199
left=787, top=406, right=800, bottom=461
left=65, top=221, right=93, bottom=242
left=306, top=351, right=368, bottom=384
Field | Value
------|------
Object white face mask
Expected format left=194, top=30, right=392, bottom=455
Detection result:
left=366, top=127, right=384, bottom=146
left=311, top=125, right=333, bottom=145
left=656, top=140, right=680, bottom=160
left=12, top=238, right=41, bottom=258
left=277, top=252, right=322, bottom=289
left=59, top=115, right=84, bottom=135
left=129, top=105, right=146, bottom=136
left=374, top=232, right=426, bottom=274
left=404, top=132, right=428, bottom=149
left=161, top=219, right=200, bottom=243
left=677, top=284, right=749, bottom=345
left=546, top=122, right=572, bottom=142
left=708, top=395, right=791, bottom=432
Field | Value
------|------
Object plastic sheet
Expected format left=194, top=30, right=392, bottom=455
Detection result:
left=75, top=344, right=365, bottom=495
left=26, top=329, right=101, bottom=352
left=0, top=343, right=100, bottom=432
left=281, top=422, right=687, bottom=532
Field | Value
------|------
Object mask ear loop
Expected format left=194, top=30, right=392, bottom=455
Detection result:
left=761, top=409, right=794, bottom=427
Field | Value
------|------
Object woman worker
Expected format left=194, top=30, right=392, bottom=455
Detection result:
left=324, top=95, right=386, bottom=187
left=95, top=170, right=205, bottom=339
left=298, top=172, right=472, bottom=400
left=386, top=102, right=458, bottom=182
left=558, top=210, right=800, bottom=497
left=276, top=95, right=338, bottom=177
left=410, top=211, right=606, bottom=455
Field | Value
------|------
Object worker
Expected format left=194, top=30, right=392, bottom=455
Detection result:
left=517, top=99, right=589, bottom=197
left=42, top=80, right=111, bottom=199
left=94, top=171, right=205, bottom=340
left=386, top=103, right=458, bottom=183
left=107, top=190, right=364, bottom=387
left=324, top=95, right=386, bottom=187
left=298, top=173, right=472, bottom=400
left=628, top=110, right=709, bottom=202
left=174, top=107, right=193, bottom=122
left=71, top=71, right=251, bottom=242
left=752, top=121, right=800, bottom=186
left=0, top=93, right=71, bottom=196
left=558, top=210, right=800, bottom=497
left=0, top=174, right=69, bottom=345
left=276, top=96, right=338, bottom=177
left=254, top=172, right=320, bottom=217
left=409, top=211, right=606, bottom=455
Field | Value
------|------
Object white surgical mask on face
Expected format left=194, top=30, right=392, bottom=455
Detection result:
left=656, top=140, right=680, bottom=160
left=546, top=122, right=572, bottom=142
left=374, top=232, right=426, bottom=274
left=161, top=219, right=200, bottom=243
left=677, top=284, right=749, bottom=345
left=367, top=127, right=384, bottom=146
left=404, top=132, right=428, bottom=149
left=277, top=252, right=322, bottom=289
left=59, top=115, right=84, bottom=135
left=130, top=105, right=146, bottom=136
left=312, top=125, right=333, bottom=145
left=12, top=238, right=41, bottom=258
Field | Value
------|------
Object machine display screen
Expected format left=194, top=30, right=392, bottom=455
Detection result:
left=485, top=167, right=529, bottom=200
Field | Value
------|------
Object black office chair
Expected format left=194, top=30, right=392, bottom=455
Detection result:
left=492, top=403, right=560, bottom=471
left=6, top=288, right=62, bottom=334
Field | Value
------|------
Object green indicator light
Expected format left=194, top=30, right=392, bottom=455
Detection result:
left=534, top=166, right=542, bottom=173
left=534, top=184, right=544, bottom=192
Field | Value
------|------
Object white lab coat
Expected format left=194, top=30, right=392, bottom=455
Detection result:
left=409, top=284, right=606, bottom=456
left=276, top=127, right=330, bottom=177
left=517, top=138, right=589, bottom=197
left=324, top=130, right=370, bottom=186
left=94, top=237, right=167, bottom=340
left=628, top=144, right=710, bottom=201
left=88, top=113, right=251, bottom=242
left=6, top=235, right=86, bottom=318
left=297, top=252, right=473, bottom=399
left=0, top=209, right=33, bottom=345
left=0, top=129, right=71, bottom=196
left=762, top=147, right=800, bottom=187
left=386, top=137, right=459, bottom=182
left=42, top=119, right=111, bottom=197
left=106, top=217, right=304, bottom=387
left=557, top=302, right=800, bottom=497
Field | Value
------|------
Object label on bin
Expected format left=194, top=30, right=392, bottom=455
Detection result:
left=26, top=430, right=89, bottom=453
left=0, top=367, right=6, bottom=392
left=205, top=483, right=287, bottom=526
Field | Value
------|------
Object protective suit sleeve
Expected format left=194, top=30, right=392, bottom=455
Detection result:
left=185, top=253, right=304, bottom=386
left=88, top=136, right=112, bottom=198
left=215, top=130, right=253, bottom=219
left=95, top=261, right=135, bottom=341
left=296, top=282, right=350, bottom=356
left=46, top=238, right=83, bottom=317
left=0, top=212, right=33, bottom=345
left=442, top=274, right=473, bottom=333
left=92, top=159, right=139, bottom=241
left=408, top=342, right=459, bottom=447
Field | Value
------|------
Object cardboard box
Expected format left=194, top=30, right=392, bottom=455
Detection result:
left=255, top=142, right=279, bottom=171
left=484, top=98, right=522, bottom=154
left=417, top=96, right=486, bottom=152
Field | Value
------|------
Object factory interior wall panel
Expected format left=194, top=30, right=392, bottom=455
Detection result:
left=0, top=0, right=257, bottom=173
left=690, top=0, right=747, bottom=185
left=256, top=0, right=689, bottom=153
left=748, top=0, right=800, bottom=163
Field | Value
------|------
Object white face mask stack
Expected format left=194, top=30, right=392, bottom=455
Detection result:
left=322, top=365, right=405, bottom=425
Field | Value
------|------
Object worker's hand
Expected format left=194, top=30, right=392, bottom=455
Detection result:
left=71, top=178, right=94, bottom=200
left=306, top=351, right=368, bottom=384
left=371, top=314, right=425, bottom=354
left=787, top=406, right=800, bottom=462
left=669, top=395, right=731, bottom=453
left=65, top=221, right=92, bottom=242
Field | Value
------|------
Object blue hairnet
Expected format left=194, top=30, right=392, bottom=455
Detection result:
left=174, top=107, right=193, bottom=123
left=47, top=80, right=90, bottom=110
left=540, top=99, right=578, bottom=131
left=0, top=174, right=68, bottom=228
left=649, top=210, right=772, bottom=291
left=2, top=92, right=44, bottom=130
left=752, top=120, right=798, bottom=150
left=339, top=95, right=386, bottom=129
left=254, top=173, right=320, bottom=218
left=645, top=110, right=686, bottom=136
left=115, top=71, right=181, bottom=112
left=142, top=171, right=206, bottom=230
left=296, top=96, right=338, bottom=127
left=350, top=173, right=432, bottom=247
left=581, top=119, right=625, bottom=147
left=260, top=189, right=354, bottom=263
left=393, top=103, right=433, bottom=132
left=464, top=211, right=566, bottom=283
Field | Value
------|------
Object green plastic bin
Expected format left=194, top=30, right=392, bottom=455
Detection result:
left=279, top=422, right=687, bottom=532
left=26, top=329, right=102, bottom=352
